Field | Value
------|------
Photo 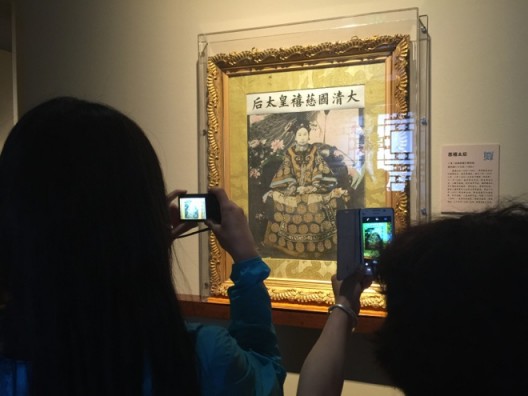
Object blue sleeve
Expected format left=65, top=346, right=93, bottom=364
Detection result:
left=0, top=356, right=30, bottom=396
left=190, top=257, right=286, bottom=396
left=227, top=257, right=280, bottom=360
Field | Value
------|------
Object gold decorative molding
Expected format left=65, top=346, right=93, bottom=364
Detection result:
left=205, top=34, right=410, bottom=314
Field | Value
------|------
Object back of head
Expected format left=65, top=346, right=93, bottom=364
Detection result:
left=0, top=97, right=199, bottom=395
left=376, top=203, right=528, bottom=395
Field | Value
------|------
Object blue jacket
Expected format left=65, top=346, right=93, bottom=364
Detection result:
left=0, top=257, right=286, bottom=395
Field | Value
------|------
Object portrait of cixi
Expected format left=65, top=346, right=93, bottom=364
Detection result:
left=246, top=86, right=368, bottom=260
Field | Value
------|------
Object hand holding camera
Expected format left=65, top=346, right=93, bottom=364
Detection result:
left=167, top=189, right=200, bottom=240
left=205, top=187, right=258, bottom=262
left=168, top=188, right=257, bottom=262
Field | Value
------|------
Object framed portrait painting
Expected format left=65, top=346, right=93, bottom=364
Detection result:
left=197, top=9, right=430, bottom=315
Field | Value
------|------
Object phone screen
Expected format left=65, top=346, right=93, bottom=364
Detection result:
left=361, top=211, right=394, bottom=271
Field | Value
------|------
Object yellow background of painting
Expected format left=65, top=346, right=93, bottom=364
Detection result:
left=226, top=62, right=387, bottom=280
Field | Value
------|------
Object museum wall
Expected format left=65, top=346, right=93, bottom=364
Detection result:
left=9, top=0, right=528, bottom=394
left=0, top=49, right=13, bottom=147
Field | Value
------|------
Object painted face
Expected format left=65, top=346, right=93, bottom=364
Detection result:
left=295, top=127, right=309, bottom=146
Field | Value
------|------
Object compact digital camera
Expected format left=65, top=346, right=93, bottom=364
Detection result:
left=178, top=193, right=221, bottom=223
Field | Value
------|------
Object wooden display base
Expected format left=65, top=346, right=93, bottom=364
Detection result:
left=179, top=295, right=385, bottom=332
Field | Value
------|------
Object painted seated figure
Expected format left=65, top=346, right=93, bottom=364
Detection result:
left=262, top=121, right=349, bottom=258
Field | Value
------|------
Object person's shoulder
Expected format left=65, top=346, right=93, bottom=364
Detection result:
left=187, top=322, right=249, bottom=394
left=0, top=355, right=30, bottom=396
left=0, top=354, right=29, bottom=370
left=187, top=323, right=239, bottom=363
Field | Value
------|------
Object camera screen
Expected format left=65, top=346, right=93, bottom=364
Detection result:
left=179, top=196, right=207, bottom=220
left=361, top=215, right=393, bottom=263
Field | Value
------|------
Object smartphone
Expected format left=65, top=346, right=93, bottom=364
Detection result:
left=336, top=207, right=394, bottom=280
left=178, top=193, right=221, bottom=223
left=336, top=209, right=362, bottom=280
left=360, top=208, right=394, bottom=276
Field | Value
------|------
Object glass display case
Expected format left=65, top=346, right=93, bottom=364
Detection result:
left=197, top=8, right=430, bottom=315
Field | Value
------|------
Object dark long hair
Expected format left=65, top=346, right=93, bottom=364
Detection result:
left=0, top=97, right=200, bottom=395
left=375, top=203, right=528, bottom=395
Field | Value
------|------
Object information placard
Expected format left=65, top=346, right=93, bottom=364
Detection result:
left=441, top=144, right=500, bottom=213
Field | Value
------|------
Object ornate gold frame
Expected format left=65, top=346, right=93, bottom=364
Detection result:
left=204, top=35, right=411, bottom=315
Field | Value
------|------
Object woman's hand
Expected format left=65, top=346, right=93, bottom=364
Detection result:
left=167, top=189, right=198, bottom=241
left=331, top=270, right=373, bottom=315
left=205, top=187, right=258, bottom=262
left=297, top=269, right=372, bottom=396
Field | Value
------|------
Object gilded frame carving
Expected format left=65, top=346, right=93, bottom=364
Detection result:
left=203, top=35, right=412, bottom=315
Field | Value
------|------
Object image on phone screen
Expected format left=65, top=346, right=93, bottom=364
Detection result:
left=361, top=213, right=393, bottom=271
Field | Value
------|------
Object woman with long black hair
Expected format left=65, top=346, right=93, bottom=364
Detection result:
left=0, top=97, right=285, bottom=396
